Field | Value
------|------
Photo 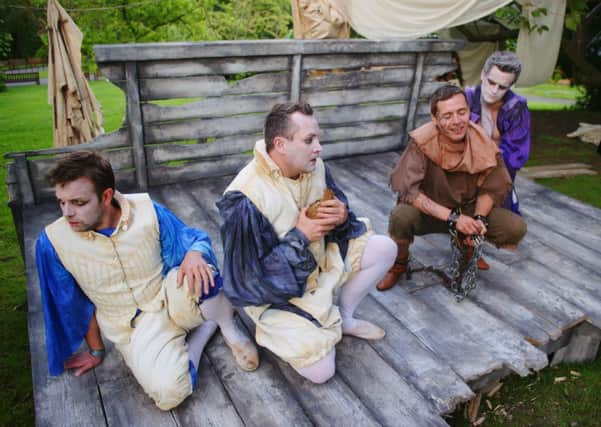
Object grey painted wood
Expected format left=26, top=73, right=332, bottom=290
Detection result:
left=322, top=121, right=402, bottom=143
left=93, top=39, right=465, bottom=62
left=558, top=323, right=601, bottom=363
left=225, top=71, right=290, bottom=95
left=336, top=337, right=448, bottom=426
left=321, top=135, right=402, bottom=159
left=139, top=56, right=290, bottom=78
left=523, top=218, right=601, bottom=277
left=316, top=103, right=407, bottom=126
left=405, top=53, right=425, bottom=140
left=174, top=354, right=245, bottom=426
left=149, top=155, right=250, bottom=186
left=516, top=175, right=601, bottom=222
left=410, top=285, right=548, bottom=376
left=509, top=258, right=601, bottom=328
left=149, top=138, right=255, bottom=164
left=305, top=85, right=412, bottom=108
left=144, top=114, right=264, bottom=144
left=125, top=61, right=148, bottom=191
left=302, top=67, right=415, bottom=90
left=520, top=198, right=601, bottom=254
left=417, top=235, right=585, bottom=342
left=149, top=121, right=402, bottom=165
left=98, top=376, right=177, bottom=427
left=207, top=334, right=314, bottom=427
left=4, top=128, right=129, bottom=159
left=23, top=204, right=60, bottom=314
left=98, top=63, right=125, bottom=82
left=356, top=297, right=474, bottom=414
left=290, top=54, right=302, bottom=102
left=302, top=53, right=417, bottom=70
left=523, top=241, right=601, bottom=301
left=29, top=312, right=106, bottom=427
left=140, top=75, right=229, bottom=100
left=248, top=336, right=382, bottom=427
left=142, top=93, right=286, bottom=123
left=14, top=155, right=35, bottom=205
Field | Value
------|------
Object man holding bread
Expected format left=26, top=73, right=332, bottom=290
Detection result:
left=217, top=102, right=396, bottom=383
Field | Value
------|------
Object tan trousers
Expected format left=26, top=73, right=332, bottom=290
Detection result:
left=116, top=269, right=205, bottom=411
left=388, top=203, right=526, bottom=247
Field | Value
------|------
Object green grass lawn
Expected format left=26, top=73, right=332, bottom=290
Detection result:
left=514, top=83, right=585, bottom=100
left=1, top=81, right=600, bottom=426
left=0, top=81, right=124, bottom=426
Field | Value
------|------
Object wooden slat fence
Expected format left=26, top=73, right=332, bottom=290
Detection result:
left=4, top=39, right=463, bottom=210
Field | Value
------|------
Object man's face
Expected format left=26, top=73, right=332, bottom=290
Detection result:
left=55, top=177, right=107, bottom=232
left=481, top=65, right=516, bottom=104
left=432, top=93, right=470, bottom=143
left=281, top=112, right=322, bottom=177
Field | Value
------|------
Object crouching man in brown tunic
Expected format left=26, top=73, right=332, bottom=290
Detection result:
left=377, top=85, right=527, bottom=291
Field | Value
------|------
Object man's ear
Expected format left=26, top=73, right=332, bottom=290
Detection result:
left=481, top=70, right=486, bottom=82
left=101, top=188, right=114, bottom=206
left=273, top=135, right=287, bottom=154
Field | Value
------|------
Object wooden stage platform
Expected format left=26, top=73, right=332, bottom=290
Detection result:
left=24, top=151, right=601, bottom=426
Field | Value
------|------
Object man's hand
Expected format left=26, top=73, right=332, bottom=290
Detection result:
left=296, top=207, right=338, bottom=242
left=64, top=351, right=103, bottom=376
left=177, top=250, right=215, bottom=297
left=315, top=198, right=348, bottom=226
left=456, top=214, right=486, bottom=236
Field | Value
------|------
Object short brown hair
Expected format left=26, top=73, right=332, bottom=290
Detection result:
left=430, top=85, right=468, bottom=116
left=47, top=151, right=115, bottom=200
left=264, top=102, right=313, bottom=152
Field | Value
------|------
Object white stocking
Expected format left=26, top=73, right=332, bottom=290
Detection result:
left=294, top=349, right=336, bottom=384
left=199, top=291, right=249, bottom=345
left=339, top=235, right=396, bottom=337
left=187, top=320, right=217, bottom=370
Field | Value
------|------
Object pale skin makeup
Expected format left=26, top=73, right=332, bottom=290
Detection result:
left=55, top=176, right=214, bottom=375
left=269, top=112, right=348, bottom=243
left=411, top=93, right=493, bottom=245
left=480, top=65, right=516, bottom=105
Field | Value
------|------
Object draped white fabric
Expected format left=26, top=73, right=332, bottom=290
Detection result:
left=325, top=0, right=566, bottom=87
left=515, top=0, right=566, bottom=87
left=328, top=0, right=513, bottom=40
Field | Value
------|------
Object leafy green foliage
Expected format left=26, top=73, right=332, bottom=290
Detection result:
left=6, top=0, right=291, bottom=70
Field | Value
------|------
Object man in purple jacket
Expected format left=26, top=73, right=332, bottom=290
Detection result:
left=466, top=51, right=530, bottom=269
left=466, top=51, right=530, bottom=214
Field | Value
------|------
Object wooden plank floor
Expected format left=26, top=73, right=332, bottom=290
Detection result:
left=23, top=152, right=601, bottom=426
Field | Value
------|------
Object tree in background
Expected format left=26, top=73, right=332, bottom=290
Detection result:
left=3, top=0, right=292, bottom=71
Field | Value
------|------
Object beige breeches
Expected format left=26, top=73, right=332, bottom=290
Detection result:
left=245, top=230, right=371, bottom=369
left=116, top=269, right=205, bottom=410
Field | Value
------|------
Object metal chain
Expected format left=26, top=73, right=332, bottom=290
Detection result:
left=448, top=231, right=484, bottom=301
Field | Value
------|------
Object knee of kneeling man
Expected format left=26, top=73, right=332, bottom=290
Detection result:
left=388, top=205, right=417, bottom=238
left=510, top=218, right=527, bottom=244
left=150, top=371, right=193, bottom=411
left=308, top=365, right=336, bottom=385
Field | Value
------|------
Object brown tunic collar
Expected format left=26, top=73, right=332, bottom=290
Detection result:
left=409, top=121, right=499, bottom=174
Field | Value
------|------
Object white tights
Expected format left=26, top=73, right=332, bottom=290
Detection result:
left=339, top=234, right=397, bottom=333
left=293, top=234, right=396, bottom=383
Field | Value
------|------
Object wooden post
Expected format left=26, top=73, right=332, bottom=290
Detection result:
left=125, top=62, right=148, bottom=191
left=290, top=54, right=303, bottom=102
left=403, top=52, right=425, bottom=146
left=14, top=154, right=35, bottom=206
